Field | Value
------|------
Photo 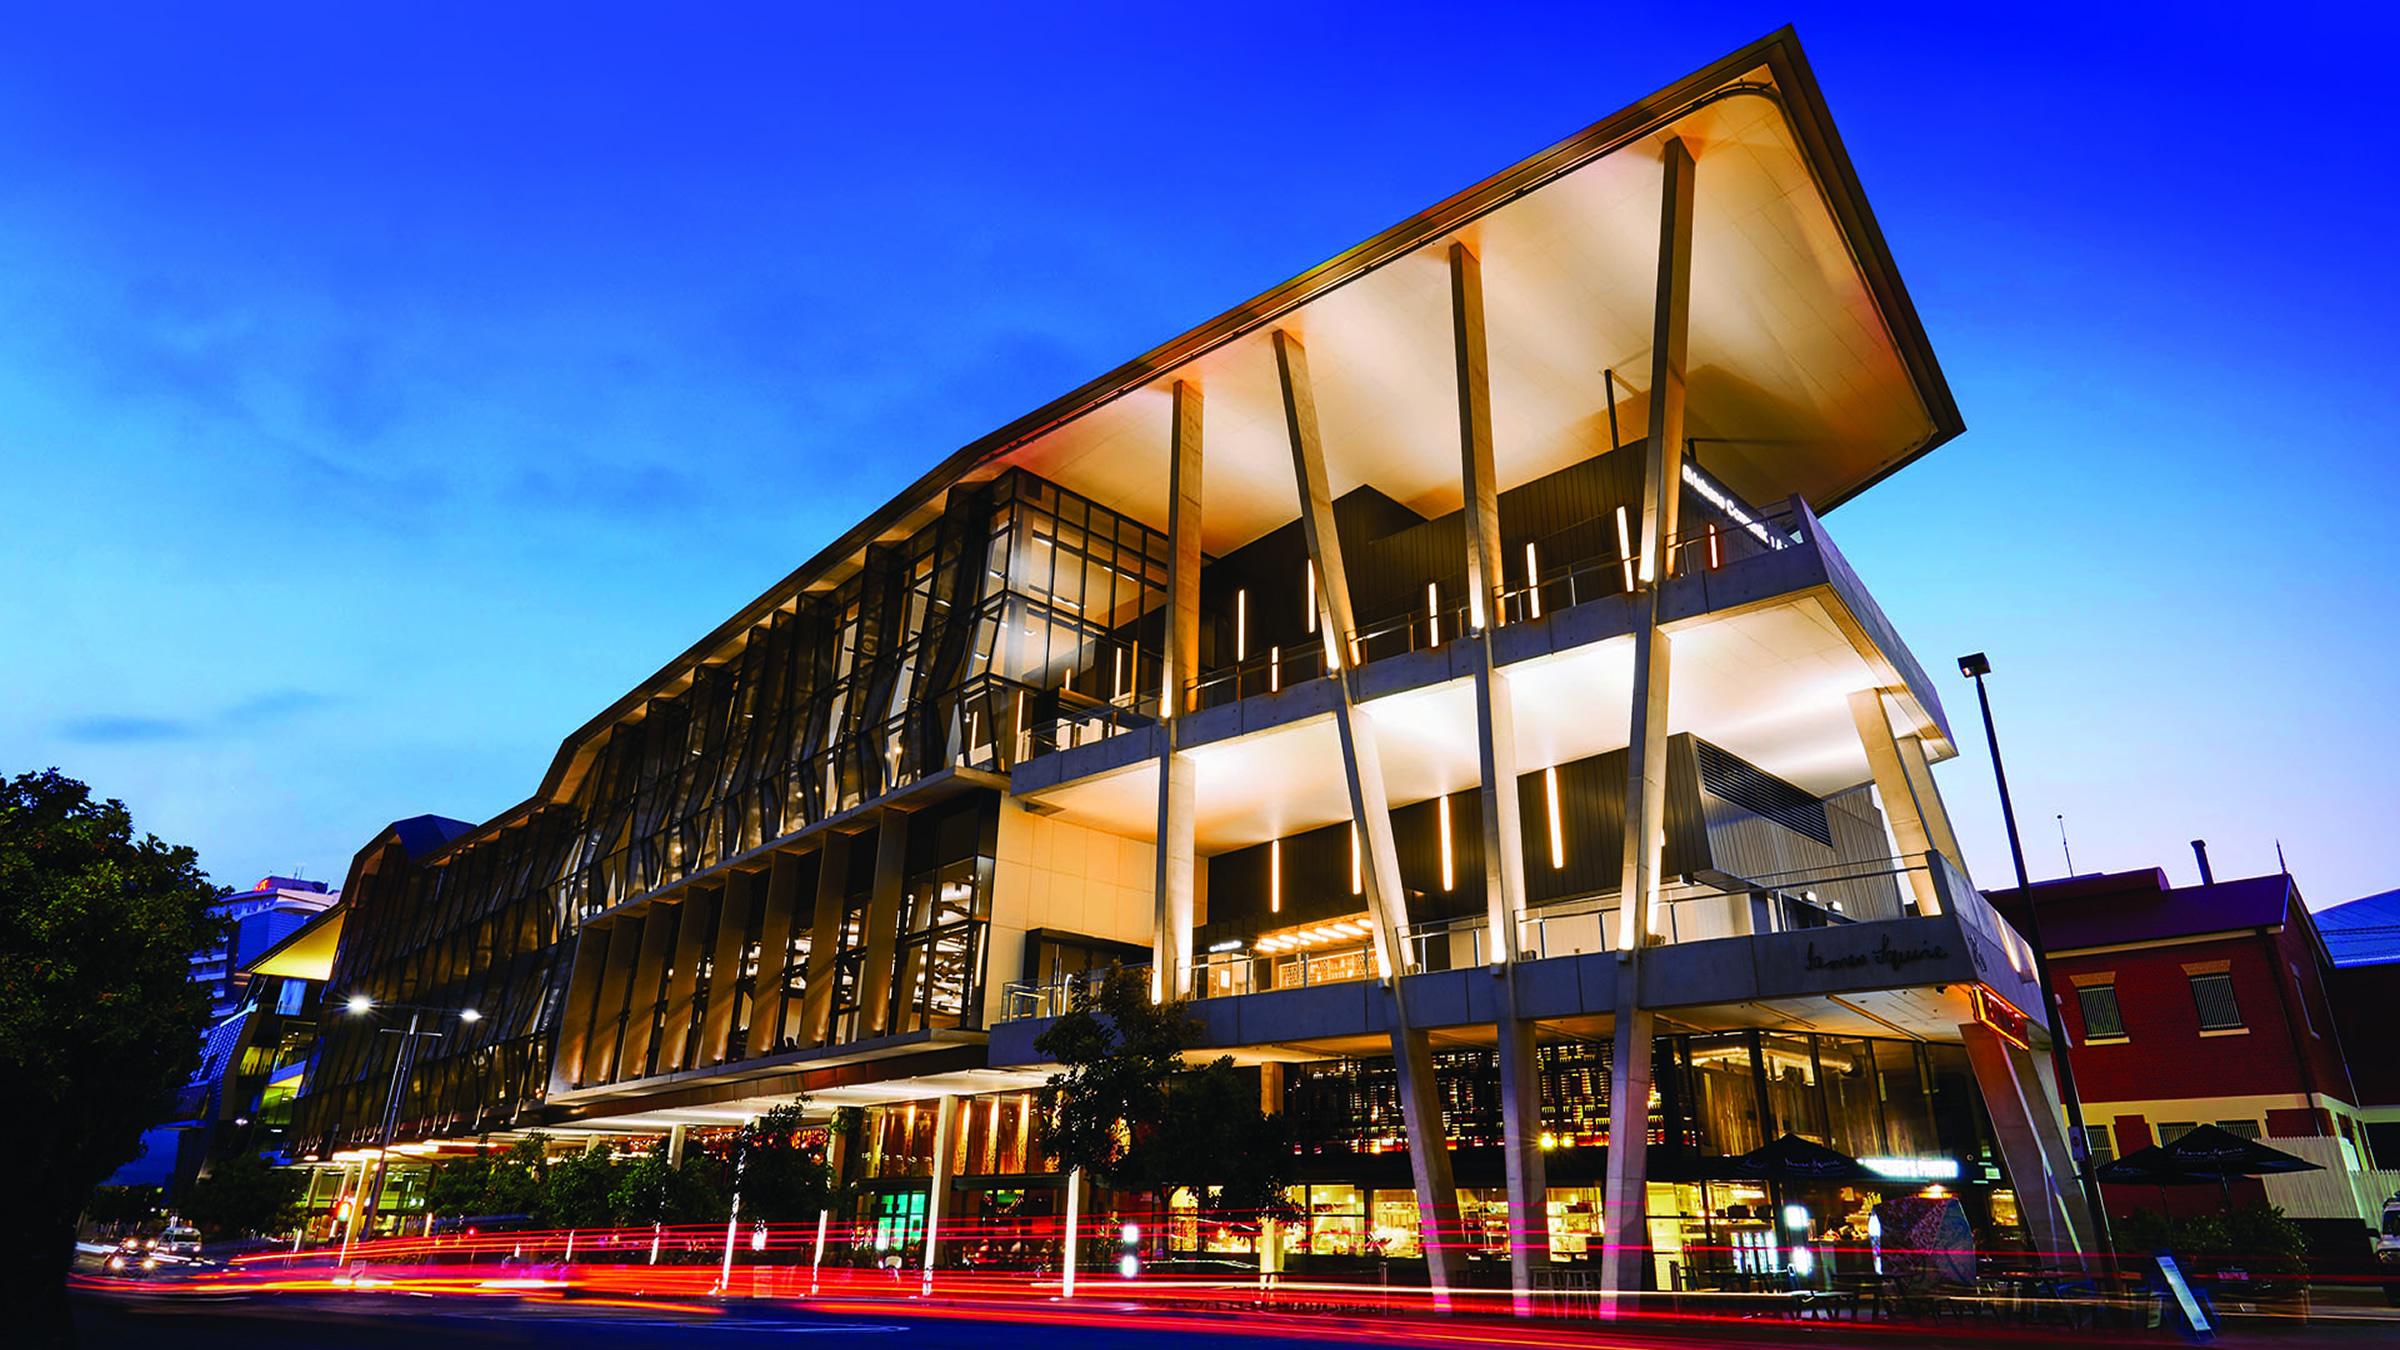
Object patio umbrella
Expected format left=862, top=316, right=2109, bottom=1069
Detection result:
left=2096, top=1124, right=2320, bottom=1212
left=1721, top=1133, right=1879, bottom=1183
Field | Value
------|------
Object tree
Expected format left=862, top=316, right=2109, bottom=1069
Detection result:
left=539, top=1141, right=619, bottom=1230
left=482, top=1135, right=549, bottom=1217
left=736, top=1100, right=835, bottom=1223
left=180, top=1150, right=303, bottom=1240
left=1033, top=968, right=1198, bottom=1191
left=1034, top=970, right=1298, bottom=1253
left=609, top=1142, right=725, bottom=1228
left=1, top=769, right=224, bottom=1347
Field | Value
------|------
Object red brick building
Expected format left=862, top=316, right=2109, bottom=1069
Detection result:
left=1988, top=860, right=2396, bottom=1230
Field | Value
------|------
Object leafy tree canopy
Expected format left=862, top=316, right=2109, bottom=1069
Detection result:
left=180, top=1150, right=304, bottom=1240
left=1, top=769, right=225, bottom=1346
left=736, top=1100, right=835, bottom=1223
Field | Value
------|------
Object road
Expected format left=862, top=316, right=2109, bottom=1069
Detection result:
left=72, top=1281, right=2400, bottom=1350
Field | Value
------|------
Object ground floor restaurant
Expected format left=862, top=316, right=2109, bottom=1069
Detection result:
left=847, top=1028, right=2029, bottom=1289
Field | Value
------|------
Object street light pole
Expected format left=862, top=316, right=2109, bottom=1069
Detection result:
left=1959, top=653, right=2116, bottom=1271
left=335, top=997, right=476, bottom=1265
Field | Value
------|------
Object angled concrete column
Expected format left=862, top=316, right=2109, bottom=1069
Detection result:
left=1275, top=325, right=1464, bottom=1302
left=1894, top=732, right=1967, bottom=871
left=1153, top=379, right=1203, bottom=1001
left=698, top=868, right=761, bottom=1065
left=1618, top=136, right=1696, bottom=956
left=1848, top=689, right=1947, bottom=913
left=797, top=837, right=851, bottom=1047
left=1454, top=241, right=1547, bottom=1307
left=860, top=810, right=914, bottom=1036
left=1602, top=136, right=1694, bottom=1308
left=1600, top=1005, right=1657, bottom=1299
left=750, top=850, right=804, bottom=1049
left=1494, top=988, right=1549, bottom=1305
left=667, top=1124, right=687, bottom=1167
left=1963, top=1023, right=2090, bottom=1265
left=653, top=885, right=714, bottom=1074
left=552, top=923, right=613, bottom=1091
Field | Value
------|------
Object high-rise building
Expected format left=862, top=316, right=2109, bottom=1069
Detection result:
left=297, top=30, right=2086, bottom=1294
left=194, top=876, right=337, bottom=1020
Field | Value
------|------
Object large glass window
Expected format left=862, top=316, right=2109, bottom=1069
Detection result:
left=1683, top=1036, right=1766, bottom=1157
left=1758, top=1032, right=1821, bottom=1142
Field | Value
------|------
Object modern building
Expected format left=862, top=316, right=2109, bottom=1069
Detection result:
left=2318, top=888, right=2400, bottom=1175
left=296, top=29, right=2085, bottom=1296
left=110, top=893, right=354, bottom=1196
left=1988, top=850, right=2400, bottom=1248
left=195, top=875, right=337, bottom=1020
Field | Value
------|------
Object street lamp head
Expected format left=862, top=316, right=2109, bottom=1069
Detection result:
left=457, top=1008, right=481, bottom=1023
left=1957, top=652, right=1991, bottom=679
left=346, top=994, right=374, bottom=1014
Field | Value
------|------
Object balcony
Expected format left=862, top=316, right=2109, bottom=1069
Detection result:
left=988, top=850, right=2051, bottom=1066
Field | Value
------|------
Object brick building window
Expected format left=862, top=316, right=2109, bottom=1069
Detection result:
left=2188, top=972, right=2244, bottom=1031
left=2076, top=984, right=2126, bottom=1040
left=2082, top=1124, right=2114, bottom=1164
left=2215, top=1119, right=2261, bottom=1140
left=2159, top=1121, right=2197, bottom=1145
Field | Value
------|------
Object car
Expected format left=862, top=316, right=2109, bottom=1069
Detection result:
left=157, top=1226, right=203, bottom=1257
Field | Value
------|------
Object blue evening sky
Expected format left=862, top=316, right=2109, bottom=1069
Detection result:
left=2, top=6, right=2393, bottom=906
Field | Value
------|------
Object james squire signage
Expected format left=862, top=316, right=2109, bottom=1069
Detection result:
left=1805, top=932, right=1950, bottom=976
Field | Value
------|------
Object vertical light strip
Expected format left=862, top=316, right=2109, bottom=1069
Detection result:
left=1544, top=766, right=1565, bottom=870
left=1269, top=645, right=1281, bottom=693
left=1425, top=582, right=1440, bottom=647
left=1305, top=561, right=1318, bottom=632
left=1270, top=840, right=1282, bottom=914
left=1438, top=795, right=1455, bottom=891
left=1615, top=506, right=1636, bottom=592
left=1112, top=647, right=1125, bottom=701
left=1349, top=826, right=1363, bottom=896
left=1524, top=541, right=1542, bottom=620
left=1707, top=522, right=1720, bottom=570
left=1236, top=588, right=1249, bottom=662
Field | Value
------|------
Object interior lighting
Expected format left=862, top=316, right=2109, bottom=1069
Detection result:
left=1207, top=939, right=1245, bottom=953
left=1270, top=840, right=1282, bottom=914
left=1782, top=1204, right=1810, bottom=1232
left=1544, top=768, right=1565, bottom=870
left=1426, top=582, right=1440, bottom=646
left=1331, top=922, right=1365, bottom=938
left=1236, top=589, right=1249, bottom=662
left=1305, top=562, right=1317, bottom=633
left=1269, top=645, right=1281, bottom=693
left=1523, top=543, right=1542, bottom=620
left=1615, top=507, right=1636, bottom=592
left=1438, top=795, right=1455, bottom=891
left=1350, top=827, right=1363, bottom=895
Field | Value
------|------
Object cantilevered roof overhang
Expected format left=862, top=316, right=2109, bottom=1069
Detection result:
left=460, top=26, right=1957, bottom=840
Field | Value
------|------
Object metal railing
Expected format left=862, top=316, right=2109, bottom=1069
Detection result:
left=996, top=963, right=1152, bottom=1022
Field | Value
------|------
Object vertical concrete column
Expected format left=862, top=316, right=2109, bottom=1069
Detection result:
left=586, top=919, right=641, bottom=1083
left=1494, top=993, right=1550, bottom=1305
left=797, top=837, right=851, bottom=1047
left=1602, top=137, right=1694, bottom=1307
left=551, top=923, right=613, bottom=1091
left=619, top=903, right=682, bottom=1081
left=751, top=851, right=805, bottom=1050
left=654, top=886, right=714, bottom=1074
left=922, top=1094, right=958, bottom=1290
left=1962, top=1023, right=2087, bottom=1264
left=1848, top=689, right=1948, bottom=914
left=1153, top=379, right=1203, bottom=1001
left=1274, top=325, right=1464, bottom=1303
left=860, top=810, right=914, bottom=1037
left=699, top=869, right=760, bottom=1065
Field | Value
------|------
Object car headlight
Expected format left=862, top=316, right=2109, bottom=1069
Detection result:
left=106, top=1255, right=124, bottom=1271
left=141, top=1256, right=159, bottom=1271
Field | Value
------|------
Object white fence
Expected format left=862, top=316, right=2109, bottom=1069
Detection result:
left=2259, top=1133, right=2400, bottom=1224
